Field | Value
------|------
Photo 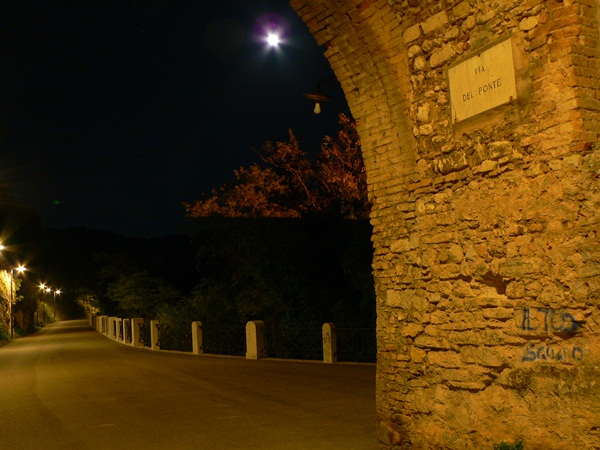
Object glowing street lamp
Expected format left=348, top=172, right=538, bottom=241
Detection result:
left=37, top=283, right=47, bottom=325
left=44, top=287, right=52, bottom=324
left=38, top=283, right=52, bottom=326
left=303, top=76, right=336, bottom=115
left=303, top=91, right=333, bottom=115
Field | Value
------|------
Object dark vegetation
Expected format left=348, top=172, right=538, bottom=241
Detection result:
left=1, top=115, right=376, bottom=349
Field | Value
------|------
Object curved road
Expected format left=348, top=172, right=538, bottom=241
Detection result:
left=0, top=320, right=376, bottom=449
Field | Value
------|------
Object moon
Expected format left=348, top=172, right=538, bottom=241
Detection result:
left=266, top=32, right=281, bottom=47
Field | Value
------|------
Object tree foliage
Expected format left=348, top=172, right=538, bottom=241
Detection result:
left=186, top=217, right=376, bottom=331
left=106, top=270, right=180, bottom=319
left=182, top=114, right=376, bottom=340
left=92, top=249, right=186, bottom=319
left=184, top=114, right=369, bottom=220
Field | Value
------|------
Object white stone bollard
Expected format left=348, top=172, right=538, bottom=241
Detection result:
left=322, top=323, right=338, bottom=363
left=150, top=320, right=160, bottom=351
left=192, top=321, right=204, bottom=355
left=246, top=320, right=268, bottom=360
left=122, top=318, right=130, bottom=344
left=99, top=315, right=108, bottom=334
left=109, top=317, right=118, bottom=339
left=131, top=318, right=144, bottom=348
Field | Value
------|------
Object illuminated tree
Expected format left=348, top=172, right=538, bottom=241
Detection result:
left=314, top=114, right=368, bottom=219
left=184, top=114, right=369, bottom=220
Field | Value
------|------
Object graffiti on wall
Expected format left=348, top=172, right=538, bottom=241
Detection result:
left=520, top=306, right=584, bottom=363
left=521, top=306, right=581, bottom=333
left=522, top=344, right=584, bottom=363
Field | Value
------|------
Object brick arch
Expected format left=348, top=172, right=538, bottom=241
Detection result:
left=292, top=1, right=417, bottom=183
left=293, top=0, right=600, bottom=449
left=290, top=3, right=418, bottom=441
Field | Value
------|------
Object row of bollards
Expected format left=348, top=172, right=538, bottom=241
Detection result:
left=91, top=315, right=339, bottom=363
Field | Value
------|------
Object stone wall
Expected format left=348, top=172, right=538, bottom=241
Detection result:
left=291, top=0, right=600, bottom=448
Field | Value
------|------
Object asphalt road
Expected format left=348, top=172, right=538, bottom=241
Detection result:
left=0, top=320, right=376, bottom=450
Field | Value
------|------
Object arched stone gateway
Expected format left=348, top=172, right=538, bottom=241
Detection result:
left=291, top=0, right=599, bottom=448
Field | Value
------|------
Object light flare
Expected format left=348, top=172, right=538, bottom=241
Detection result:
left=266, top=32, right=281, bottom=47
left=254, top=13, right=289, bottom=51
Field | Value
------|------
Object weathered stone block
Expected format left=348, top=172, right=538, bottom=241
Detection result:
left=414, top=335, right=451, bottom=350
left=423, top=232, right=454, bottom=244
left=499, top=258, right=544, bottom=277
left=403, top=24, right=421, bottom=43
left=410, top=346, right=427, bottom=363
left=402, top=323, right=424, bottom=337
left=428, top=350, right=461, bottom=368
left=453, top=2, right=471, bottom=19
left=520, top=15, right=539, bottom=31
left=432, top=263, right=461, bottom=280
left=481, top=307, right=514, bottom=320
left=430, top=44, right=456, bottom=68
left=433, top=151, right=469, bottom=175
left=421, top=11, right=449, bottom=34
left=448, top=244, right=464, bottom=262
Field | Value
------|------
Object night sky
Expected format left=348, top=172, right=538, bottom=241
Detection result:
left=0, top=1, right=350, bottom=238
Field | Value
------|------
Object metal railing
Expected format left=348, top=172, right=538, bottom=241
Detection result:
left=156, top=322, right=192, bottom=352
left=336, top=327, right=376, bottom=363
left=124, top=321, right=132, bottom=344
left=139, top=321, right=151, bottom=347
left=265, top=326, right=323, bottom=361
left=202, top=325, right=246, bottom=356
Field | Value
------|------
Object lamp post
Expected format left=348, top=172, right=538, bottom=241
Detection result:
left=53, top=289, right=61, bottom=320
left=38, top=284, right=47, bottom=326
left=44, top=287, right=51, bottom=325
left=303, top=76, right=336, bottom=114
left=9, top=265, right=26, bottom=339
